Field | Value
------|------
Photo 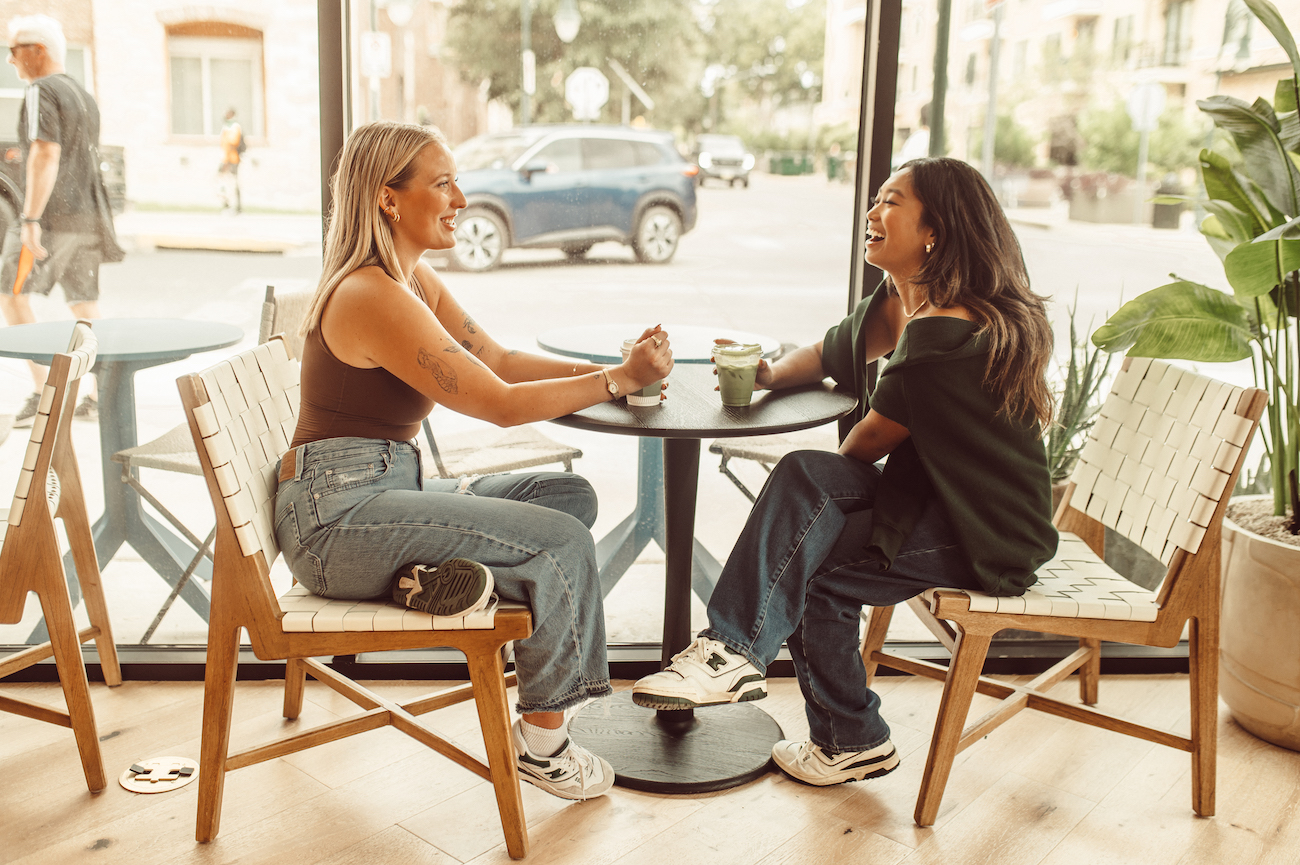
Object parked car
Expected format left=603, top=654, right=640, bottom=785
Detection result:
left=448, top=125, right=699, bottom=272
left=690, top=134, right=754, bottom=187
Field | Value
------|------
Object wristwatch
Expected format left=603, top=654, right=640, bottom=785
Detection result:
left=600, top=367, right=620, bottom=398
left=20, top=214, right=40, bottom=223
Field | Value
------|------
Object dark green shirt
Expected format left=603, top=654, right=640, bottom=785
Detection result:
left=822, top=288, right=1057, bottom=595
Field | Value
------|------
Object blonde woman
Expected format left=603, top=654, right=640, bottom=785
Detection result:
left=274, top=121, right=673, bottom=800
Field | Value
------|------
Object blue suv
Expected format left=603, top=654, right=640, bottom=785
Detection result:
left=449, top=125, right=699, bottom=272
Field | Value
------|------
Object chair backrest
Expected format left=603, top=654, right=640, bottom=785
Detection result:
left=1066, top=356, right=1266, bottom=580
left=0, top=322, right=97, bottom=616
left=182, top=337, right=299, bottom=571
left=257, top=285, right=313, bottom=360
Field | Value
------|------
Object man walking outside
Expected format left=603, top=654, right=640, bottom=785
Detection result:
left=0, top=14, right=123, bottom=426
left=217, top=107, right=243, bottom=213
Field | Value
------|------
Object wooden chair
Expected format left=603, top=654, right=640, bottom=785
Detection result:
left=178, top=336, right=533, bottom=858
left=0, top=322, right=122, bottom=791
left=114, top=284, right=306, bottom=642
left=860, top=357, right=1267, bottom=826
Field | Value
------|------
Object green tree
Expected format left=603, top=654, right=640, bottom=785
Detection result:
left=697, top=0, right=826, bottom=131
left=1078, top=100, right=1204, bottom=176
left=444, top=0, right=704, bottom=131
left=970, top=113, right=1039, bottom=169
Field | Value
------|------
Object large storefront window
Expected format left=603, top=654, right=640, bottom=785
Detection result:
left=0, top=4, right=321, bottom=652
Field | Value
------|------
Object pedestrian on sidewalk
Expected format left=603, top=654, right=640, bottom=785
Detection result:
left=217, top=107, right=243, bottom=214
left=0, top=14, right=124, bottom=427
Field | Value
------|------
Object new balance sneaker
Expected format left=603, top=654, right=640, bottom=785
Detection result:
left=631, top=636, right=767, bottom=710
left=512, top=720, right=615, bottom=800
left=73, top=394, right=98, bottom=422
left=772, top=739, right=899, bottom=786
left=12, top=392, right=40, bottom=429
left=391, top=558, right=493, bottom=617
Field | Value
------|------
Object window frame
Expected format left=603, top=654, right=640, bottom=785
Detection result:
left=166, top=32, right=265, bottom=141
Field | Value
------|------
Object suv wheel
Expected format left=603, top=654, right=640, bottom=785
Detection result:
left=451, top=208, right=507, bottom=272
left=632, top=205, right=682, bottom=264
left=562, top=242, right=594, bottom=262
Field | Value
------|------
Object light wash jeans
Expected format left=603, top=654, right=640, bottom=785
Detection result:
left=273, top=436, right=611, bottom=714
left=701, top=450, right=984, bottom=754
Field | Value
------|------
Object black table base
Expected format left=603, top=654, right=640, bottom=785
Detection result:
left=569, top=693, right=783, bottom=794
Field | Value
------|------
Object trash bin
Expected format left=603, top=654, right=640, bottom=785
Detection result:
left=1152, top=173, right=1184, bottom=230
left=827, top=154, right=841, bottom=181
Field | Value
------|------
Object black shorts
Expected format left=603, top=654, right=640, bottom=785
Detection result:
left=0, top=225, right=101, bottom=303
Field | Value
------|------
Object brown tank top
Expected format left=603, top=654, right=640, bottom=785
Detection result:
left=291, top=327, right=435, bottom=447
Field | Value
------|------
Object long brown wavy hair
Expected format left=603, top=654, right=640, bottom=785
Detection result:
left=895, top=157, right=1054, bottom=430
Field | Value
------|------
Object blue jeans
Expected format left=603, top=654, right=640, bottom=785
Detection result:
left=702, top=450, right=983, bottom=753
left=273, top=437, right=611, bottom=714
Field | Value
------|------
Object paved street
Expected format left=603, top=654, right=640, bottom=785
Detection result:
left=0, top=171, right=1243, bottom=648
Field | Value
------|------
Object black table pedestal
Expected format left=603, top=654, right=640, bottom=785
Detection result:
left=569, top=694, right=782, bottom=793
left=570, top=437, right=783, bottom=792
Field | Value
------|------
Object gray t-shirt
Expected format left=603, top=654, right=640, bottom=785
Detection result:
left=19, top=73, right=102, bottom=234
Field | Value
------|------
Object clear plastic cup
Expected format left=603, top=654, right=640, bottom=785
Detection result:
left=621, top=337, right=663, bottom=407
left=714, top=343, right=762, bottom=407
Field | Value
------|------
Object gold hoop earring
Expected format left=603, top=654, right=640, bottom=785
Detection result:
left=384, top=209, right=400, bottom=223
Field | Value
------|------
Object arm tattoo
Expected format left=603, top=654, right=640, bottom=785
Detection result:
left=417, top=347, right=459, bottom=394
left=462, top=315, right=478, bottom=334
left=461, top=339, right=474, bottom=352
left=443, top=344, right=462, bottom=354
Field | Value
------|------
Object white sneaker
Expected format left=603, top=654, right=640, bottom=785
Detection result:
left=512, top=720, right=615, bottom=800
left=772, top=739, right=899, bottom=786
left=631, top=636, right=767, bottom=710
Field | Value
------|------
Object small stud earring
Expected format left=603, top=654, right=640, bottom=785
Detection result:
left=925, top=242, right=934, bottom=254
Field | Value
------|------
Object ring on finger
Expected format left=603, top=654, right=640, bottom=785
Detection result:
left=652, top=335, right=662, bottom=347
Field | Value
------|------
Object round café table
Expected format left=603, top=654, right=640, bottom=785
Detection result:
left=537, top=324, right=782, bottom=600
left=0, top=319, right=243, bottom=637
left=551, top=363, right=856, bottom=793
left=538, top=323, right=780, bottom=366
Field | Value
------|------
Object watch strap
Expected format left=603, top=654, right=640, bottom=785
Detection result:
left=600, top=367, right=619, bottom=398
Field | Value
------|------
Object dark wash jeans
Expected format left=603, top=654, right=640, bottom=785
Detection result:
left=701, top=450, right=983, bottom=753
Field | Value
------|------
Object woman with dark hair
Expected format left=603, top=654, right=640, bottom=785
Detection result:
left=632, top=157, right=1058, bottom=785
left=275, top=121, right=674, bottom=801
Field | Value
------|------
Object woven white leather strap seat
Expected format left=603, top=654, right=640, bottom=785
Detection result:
left=1068, top=356, right=1250, bottom=565
left=920, top=533, right=1159, bottom=622
left=9, top=332, right=93, bottom=528
left=917, top=357, right=1253, bottom=623
left=277, top=584, right=522, bottom=632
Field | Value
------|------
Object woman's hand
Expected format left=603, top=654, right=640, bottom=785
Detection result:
left=711, top=338, right=773, bottom=390
left=620, top=325, right=673, bottom=399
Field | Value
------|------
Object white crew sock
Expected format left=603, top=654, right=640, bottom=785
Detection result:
left=520, top=718, right=569, bottom=757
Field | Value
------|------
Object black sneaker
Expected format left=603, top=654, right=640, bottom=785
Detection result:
left=73, top=394, right=98, bottom=422
left=12, top=392, right=40, bottom=428
left=391, top=558, right=494, bottom=617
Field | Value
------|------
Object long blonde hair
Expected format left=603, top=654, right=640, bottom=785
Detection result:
left=301, top=121, right=448, bottom=335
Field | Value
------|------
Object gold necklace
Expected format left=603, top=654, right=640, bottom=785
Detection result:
left=900, top=294, right=929, bottom=318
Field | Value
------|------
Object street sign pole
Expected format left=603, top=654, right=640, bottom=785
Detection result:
left=1126, top=81, right=1166, bottom=225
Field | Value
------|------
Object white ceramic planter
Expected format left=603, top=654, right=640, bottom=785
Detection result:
left=1220, top=498, right=1300, bottom=751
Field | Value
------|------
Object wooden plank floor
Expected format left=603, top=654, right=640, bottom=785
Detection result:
left=2, top=674, right=1299, bottom=865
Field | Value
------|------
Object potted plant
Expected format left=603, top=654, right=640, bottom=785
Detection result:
left=1090, top=0, right=1300, bottom=750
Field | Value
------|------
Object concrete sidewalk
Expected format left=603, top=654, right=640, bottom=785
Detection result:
left=114, top=209, right=323, bottom=255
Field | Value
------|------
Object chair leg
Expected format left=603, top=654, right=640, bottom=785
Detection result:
left=859, top=605, right=894, bottom=687
left=58, top=464, right=121, bottom=687
left=915, top=627, right=994, bottom=827
left=1078, top=637, right=1100, bottom=706
left=1188, top=614, right=1218, bottom=817
left=40, top=589, right=106, bottom=792
left=196, top=619, right=241, bottom=843
left=465, top=646, right=528, bottom=860
left=283, top=657, right=307, bottom=720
